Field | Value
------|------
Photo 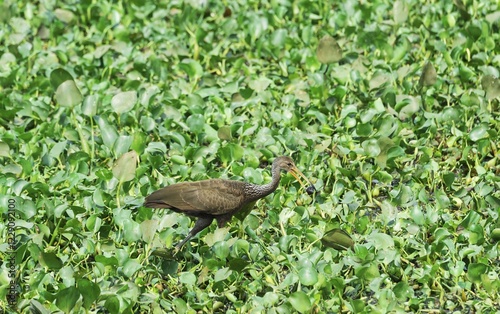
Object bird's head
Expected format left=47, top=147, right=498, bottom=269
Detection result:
left=274, top=156, right=316, bottom=193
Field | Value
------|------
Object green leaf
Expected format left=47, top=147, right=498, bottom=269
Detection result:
left=173, top=298, right=188, bottom=313
left=460, top=211, right=481, bottom=229
left=467, top=263, right=488, bottom=283
left=122, top=259, right=142, bottom=278
left=55, top=80, right=83, bottom=107
left=179, top=59, right=203, bottom=79
left=186, top=114, right=205, bottom=134
left=217, top=126, right=232, bottom=141
left=288, top=291, right=312, bottom=313
left=104, top=295, right=120, bottom=314
left=491, top=228, right=500, bottom=242
left=214, top=267, right=232, bottom=282
left=113, top=135, right=133, bottom=157
left=77, top=279, right=100, bottom=310
left=213, top=241, right=230, bottom=260
left=249, top=77, right=272, bottom=93
left=321, top=228, right=354, bottom=250
left=82, top=95, right=98, bottom=116
left=179, top=272, right=196, bottom=285
left=112, top=151, right=138, bottom=182
left=50, top=68, right=74, bottom=88
left=111, top=91, right=137, bottom=114
left=362, top=139, right=381, bottom=157
left=54, top=8, right=75, bottom=23
left=481, top=75, right=500, bottom=100
left=0, top=141, right=11, bottom=157
left=95, top=115, right=118, bottom=149
left=469, top=124, right=489, bottom=142
left=367, top=232, right=394, bottom=249
left=228, top=258, right=250, bottom=272
left=39, top=252, right=63, bottom=270
left=298, top=266, right=318, bottom=286
left=140, top=220, right=158, bottom=243
left=270, top=28, right=287, bottom=48
left=55, top=286, right=80, bottom=313
left=443, top=172, right=455, bottom=188
left=30, top=300, right=50, bottom=314
left=356, top=263, right=380, bottom=280
left=316, top=35, right=342, bottom=64
left=419, top=62, right=437, bottom=88
left=393, top=0, right=409, bottom=24
left=123, top=219, right=141, bottom=243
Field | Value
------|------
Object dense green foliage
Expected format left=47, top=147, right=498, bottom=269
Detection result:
left=1, top=0, right=500, bottom=313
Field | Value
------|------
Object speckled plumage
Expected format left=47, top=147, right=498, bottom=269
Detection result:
left=144, top=156, right=313, bottom=249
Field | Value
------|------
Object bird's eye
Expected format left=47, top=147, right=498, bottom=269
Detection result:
left=287, top=162, right=292, bottom=166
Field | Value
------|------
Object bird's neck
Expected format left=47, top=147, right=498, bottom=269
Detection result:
left=245, top=165, right=282, bottom=202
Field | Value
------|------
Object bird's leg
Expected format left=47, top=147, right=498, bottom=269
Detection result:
left=175, top=217, right=213, bottom=250
left=216, top=214, right=233, bottom=228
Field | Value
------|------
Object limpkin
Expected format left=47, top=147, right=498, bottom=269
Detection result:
left=144, top=156, right=315, bottom=249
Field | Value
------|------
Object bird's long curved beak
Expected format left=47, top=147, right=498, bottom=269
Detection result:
left=289, top=167, right=315, bottom=192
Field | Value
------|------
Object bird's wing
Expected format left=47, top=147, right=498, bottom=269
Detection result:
left=144, top=179, right=247, bottom=216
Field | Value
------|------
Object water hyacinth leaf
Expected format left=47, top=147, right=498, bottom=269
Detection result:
left=179, top=272, right=196, bottom=286
left=173, top=298, right=188, bottom=314
left=459, top=210, right=481, bottom=229
left=217, top=125, right=232, bottom=140
left=298, top=266, right=319, bottom=286
left=112, top=151, right=138, bottom=182
left=213, top=241, right=230, bottom=260
left=30, top=300, right=49, bottom=314
left=469, top=124, right=489, bottom=142
left=475, top=183, right=494, bottom=197
left=55, top=80, right=83, bottom=107
left=249, top=77, right=272, bottom=92
left=0, top=142, right=10, bottom=157
left=369, top=72, right=391, bottom=90
left=214, top=267, right=232, bottom=282
left=55, top=286, right=80, bottom=313
left=186, top=114, right=205, bottom=134
left=481, top=75, right=500, bottom=100
left=104, top=295, right=120, bottom=314
left=140, top=219, right=158, bottom=243
left=321, top=228, right=354, bottom=250
left=491, top=228, right=500, bottom=241
left=459, top=64, right=475, bottom=82
left=288, top=291, right=312, bottom=313
left=270, top=28, right=287, bottom=47
left=362, top=139, right=381, bottom=157
left=316, top=35, right=342, bottom=64
left=114, top=135, right=133, bottom=157
left=50, top=68, right=74, bottom=88
left=419, top=62, right=437, bottom=88
left=396, top=95, right=420, bottom=120
left=179, top=59, right=204, bottom=79
left=367, top=232, right=394, bottom=249
left=39, top=252, right=63, bottom=270
left=443, top=172, right=455, bottom=188
left=95, top=115, right=118, bottom=149
left=393, top=0, right=409, bottom=24
left=54, top=8, right=75, bottom=23
left=77, top=278, right=100, bottom=309
left=455, top=0, right=471, bottom=20
left=467, top=263, right=488, bottom=283
left=228, top=258, right=249, bottom=272
left=123, top=219, right=141, bottom=243
left=111, top=91, right=137, bottom=114
left=82, top=94, right=98, bottom=116
left=122, top=259, right=142, bottom=278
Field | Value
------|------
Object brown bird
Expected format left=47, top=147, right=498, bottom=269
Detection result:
left=144, top=156, right=315, bottom=249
